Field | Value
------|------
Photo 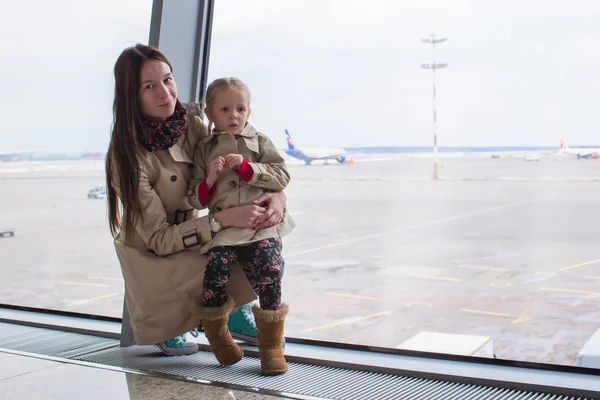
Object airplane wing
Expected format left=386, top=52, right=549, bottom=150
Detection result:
left=303, top=153, right=346, bottom=160
left=302, top=149, right=347, bottom=160
left=576, top=151, right=598, bottom=159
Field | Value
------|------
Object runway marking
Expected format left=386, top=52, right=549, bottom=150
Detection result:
left=559, top=259, right=600, bottom=271
left=88, top=276, right=123, bottom=282
left=60, top=281, right=110, bottom=288
left=72, top=293, right=120, bottom=304
left=539, top=287, right=600, bottom=297
left=307, top=311, right=391, bottom=332
left=287, top=194, right=553, bottom=258
left=325, top=292, right=378, bottom=301
left=460, top=308, right=531, bottom=324
left=459, top=265, right=511, bottom=272
left=406, top=274, right=462, bottom=282
left=489, top=281, right=512, bottom=287
left=406, top=301, right=432, bottom=307
left=535, top=271, right=556, bottom=277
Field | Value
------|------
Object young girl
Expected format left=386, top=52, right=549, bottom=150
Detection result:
left=188, top=77, right=294, bottom=375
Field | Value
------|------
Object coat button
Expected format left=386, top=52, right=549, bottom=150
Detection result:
left=170, top=175, right=177, bottom=182
left=228, top=181, right=236, bottom=188
left=187, top=163, right=194, bottom=169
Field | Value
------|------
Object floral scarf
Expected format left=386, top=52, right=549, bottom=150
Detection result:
left=139, top=102, right=187, bottom=152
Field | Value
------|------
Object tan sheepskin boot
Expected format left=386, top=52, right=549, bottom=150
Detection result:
left=252, top=303, right=289, bottom=375
left=191, top=296, right=243, bottom=365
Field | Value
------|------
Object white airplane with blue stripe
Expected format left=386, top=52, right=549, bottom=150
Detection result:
left=559, top=140, right=600, bottom=159
left=284, top=129, right=348, bottom=165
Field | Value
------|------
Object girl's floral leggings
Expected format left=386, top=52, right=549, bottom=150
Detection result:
left=202, top=237, right=284, bottom=311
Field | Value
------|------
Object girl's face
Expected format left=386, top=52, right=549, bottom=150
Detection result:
left=205, top=87, right=251, bottom=134
left=139, top=59, right=177, bottom=121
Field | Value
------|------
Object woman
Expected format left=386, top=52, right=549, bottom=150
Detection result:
left=105, top=44, right=288, bottom=355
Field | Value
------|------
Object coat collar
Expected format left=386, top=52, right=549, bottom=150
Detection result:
left=167, top=130, right=193, bottom=163
left=213, top=123, right=257, bottom=138
left=201, top=123, right=259, bottom=154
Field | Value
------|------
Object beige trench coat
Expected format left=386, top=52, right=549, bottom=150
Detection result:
left=187, top=123, right=295, bottom=252
left=112, top=115, right=256, bottom=345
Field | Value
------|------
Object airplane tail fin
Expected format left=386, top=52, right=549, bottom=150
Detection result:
left=285, top=129, right=295, bottom=150
left=560, top=140, right=567, bottom=150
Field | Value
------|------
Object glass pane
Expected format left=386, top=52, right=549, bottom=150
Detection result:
left=0, top=0, right=152, bottom=318
left=208, top=0, right=600, bottom=366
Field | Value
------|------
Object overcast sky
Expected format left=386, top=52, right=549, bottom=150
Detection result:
left=3, top=0, right=600, bottom=152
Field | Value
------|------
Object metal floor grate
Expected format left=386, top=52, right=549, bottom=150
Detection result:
left=0, top=321, right=118, bottom=358
left=0, top=321, right=596, bottom=400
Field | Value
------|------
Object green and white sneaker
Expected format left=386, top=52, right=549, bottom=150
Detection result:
left=156, top=334, right=199, bottom=356
left=227, top=302, right=286, bottom=347
left=228, top=303, right=258, bottom=346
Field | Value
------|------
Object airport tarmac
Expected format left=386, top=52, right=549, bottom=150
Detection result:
left=1, top=153, right=600, bottom=366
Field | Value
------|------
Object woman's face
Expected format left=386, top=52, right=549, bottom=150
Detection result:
left=139, top=59, right=177, bottom=121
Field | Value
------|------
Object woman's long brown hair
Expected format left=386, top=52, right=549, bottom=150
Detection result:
left=105, top=44, right=174, bottom=238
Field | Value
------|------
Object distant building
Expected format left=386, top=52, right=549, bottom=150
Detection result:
left=81, top=152, right=106, bottom=160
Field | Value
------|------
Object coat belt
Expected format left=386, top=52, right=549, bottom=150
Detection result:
left=167, top=208, right=194, bottom=225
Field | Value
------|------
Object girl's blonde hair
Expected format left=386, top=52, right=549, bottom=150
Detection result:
left=204, top=77, right=251, bottom=134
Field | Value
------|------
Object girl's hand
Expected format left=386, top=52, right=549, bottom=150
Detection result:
left=206, top=156, right=225, bottom=187
left=225, top=154, right=244, bottom=170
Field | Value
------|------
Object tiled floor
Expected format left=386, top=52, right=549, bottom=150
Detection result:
left=0, top=351, right=287, bottom=400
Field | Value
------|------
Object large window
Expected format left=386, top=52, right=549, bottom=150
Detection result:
left=3, top=0, right=600, bottom=369
left=208, top=0, right=600, bottom=366
left=0, top=0, right=152, bottom=318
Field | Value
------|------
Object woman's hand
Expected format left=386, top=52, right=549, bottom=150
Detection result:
left=214, top=204, right=267, bottom=229
left=252, top=191, right=286, bottom=230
